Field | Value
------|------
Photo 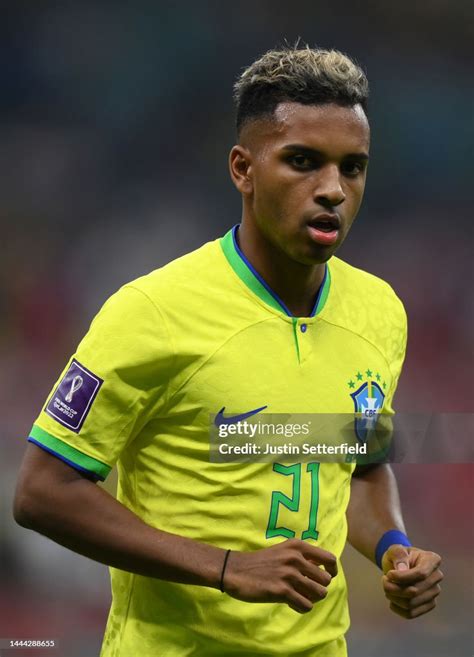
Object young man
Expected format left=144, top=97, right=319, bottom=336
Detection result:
left=14, top=47, right=442, bottom=656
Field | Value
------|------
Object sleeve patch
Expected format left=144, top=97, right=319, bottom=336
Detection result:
left=44, top=359, right=103, bottom=433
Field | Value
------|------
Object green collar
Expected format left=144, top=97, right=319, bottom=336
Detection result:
left=220, top=225, right=331, bottom=318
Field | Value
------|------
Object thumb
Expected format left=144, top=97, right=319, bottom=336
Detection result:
left=388, top=544, right=410, bottom=571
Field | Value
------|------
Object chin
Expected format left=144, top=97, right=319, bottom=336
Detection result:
left=295, top=243, right=337, bottom=266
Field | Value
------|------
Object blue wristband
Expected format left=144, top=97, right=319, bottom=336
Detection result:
left=375, top=530, right=412, bottom=569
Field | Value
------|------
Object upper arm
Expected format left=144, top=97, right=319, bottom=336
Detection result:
left=16, top=284, right=173, bottom=527
left=18, top=441, right=97, bottom=485
left=352, top=462, right=381, bottom=478
left=13, top=442, right=95, bottom=527
left=25, top=284, right=174, bottom=482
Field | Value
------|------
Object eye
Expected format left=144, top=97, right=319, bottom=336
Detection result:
left=288, top=154, right=315, bottom=170
left=341, top=160, right=366, bottom=177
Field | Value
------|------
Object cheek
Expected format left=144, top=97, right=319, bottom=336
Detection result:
left=259, top=184, right=304, bottom=222
left=252, top=169, right=290, bottom=211
left=252, top=162, right=314, bottom=220
left=344, top=180, right=366, bottom=212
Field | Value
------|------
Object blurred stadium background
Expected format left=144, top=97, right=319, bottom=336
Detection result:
left=0, top=2, right=472, bottom=656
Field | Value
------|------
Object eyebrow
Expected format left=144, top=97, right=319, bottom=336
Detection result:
left=281, top=144, right=369, bottom=160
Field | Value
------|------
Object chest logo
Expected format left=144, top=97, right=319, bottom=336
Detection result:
left=214, top=405, right=268, bottom=426
left=348, top=369, right=386, bottom=442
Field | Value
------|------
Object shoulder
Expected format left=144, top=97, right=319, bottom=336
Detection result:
left=88, top=234, right=250, bottom=354
left=328, top=256, right=406, bottom=323
left=81, top=238, right=223, bottom=338
left=121, top=237, right=228, bottom=307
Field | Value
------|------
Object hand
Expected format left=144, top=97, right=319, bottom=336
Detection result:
left=223, top=538, right=338, bottom=614
left=382, top=544, right=443, bottom=619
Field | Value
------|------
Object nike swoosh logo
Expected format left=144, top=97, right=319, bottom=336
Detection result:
left=214, top=405, right=268, bottom=426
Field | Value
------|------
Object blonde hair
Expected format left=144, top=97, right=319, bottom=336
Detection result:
left=234, top=46, right=369, bottom=134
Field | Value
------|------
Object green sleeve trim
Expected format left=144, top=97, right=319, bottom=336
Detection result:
left=29, top=425, right=112, bottom=480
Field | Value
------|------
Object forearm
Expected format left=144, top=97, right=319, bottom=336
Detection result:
left=14, top=445, right=341, bottom=614
left=347, top=464, right=407, bottom=563
left=14, top=449, right=226, bottom=589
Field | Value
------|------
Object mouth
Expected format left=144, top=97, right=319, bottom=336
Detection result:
left=308, top=213, right=341, bottom=232
left=306, top=214, right=341, bottom=246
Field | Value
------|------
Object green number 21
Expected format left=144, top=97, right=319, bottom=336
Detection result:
left=266, top=462, right=320, bottom=540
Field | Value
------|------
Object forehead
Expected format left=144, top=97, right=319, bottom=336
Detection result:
left=246, top=102, right=370, bottom=154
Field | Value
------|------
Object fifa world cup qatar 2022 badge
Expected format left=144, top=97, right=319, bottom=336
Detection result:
left=45, top=359, right=103, bottom=433
left=347, top=368, right=386, bottom=443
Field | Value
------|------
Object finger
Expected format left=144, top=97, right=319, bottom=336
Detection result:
left=386, top=568, right=424, bottom=585
left=301, top=544, right=338, bottom=577
left=385, top=544, right=410, bottom=571
left=383, top=570, right=443, bottom=597
left=386, top=584, right=442, bottom=610
left=292, top=573, right=328, bottom=603
left=411, top=585, right=442, bottom=608
left=390, top=599, right=437, bottom=619
left=387, top=552, right=441, bottom=585
left=300, top=559, right=333, bottom=587
left=285, top=588, right=314, bottom=614
left=386, top=566, right=435, bottom=585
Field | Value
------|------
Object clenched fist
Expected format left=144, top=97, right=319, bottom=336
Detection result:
left=223, top=538, right=338, bottom=614
left=382, top=544, right=443, bottom=619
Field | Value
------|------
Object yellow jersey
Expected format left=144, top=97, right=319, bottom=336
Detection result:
left=29, top=226, right=407, bottom=656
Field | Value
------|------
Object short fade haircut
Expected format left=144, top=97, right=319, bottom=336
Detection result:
left=233, top=45, right=369, bottom=135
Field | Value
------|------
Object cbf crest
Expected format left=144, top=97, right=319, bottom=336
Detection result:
left=348, top=369, right=386, bottom=443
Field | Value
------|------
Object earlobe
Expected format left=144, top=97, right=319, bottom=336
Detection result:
left=229, top=145, right=253, bottom=195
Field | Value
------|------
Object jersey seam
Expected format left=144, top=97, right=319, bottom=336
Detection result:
left=162, top=316, right=284, bottom=413
left=320, top=263, right=407, bottom=405
left=114, top=570, right=136, bottom=652
left=317, top=315, right=401, bottom=385
left=123, top=284, right=178, bottom=413
left=385, top=331, right=407, bottom=403
left=116, top=449, right=138, bottom=651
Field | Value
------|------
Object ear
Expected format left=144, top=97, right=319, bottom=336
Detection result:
left=229, top=145, right=253, bottom=195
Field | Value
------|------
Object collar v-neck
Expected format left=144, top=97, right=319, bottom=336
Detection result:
left=220, top=225, right=331, bottom=318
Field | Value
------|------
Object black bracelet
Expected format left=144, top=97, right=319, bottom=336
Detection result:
left=219, top=549, right=231, bottom=593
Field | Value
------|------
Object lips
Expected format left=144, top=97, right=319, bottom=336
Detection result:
left=306, top=213, right=341, bottom=246
left=308, top=213, right=341, bottom=232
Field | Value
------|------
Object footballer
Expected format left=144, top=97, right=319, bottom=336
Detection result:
left=14, top=46, right=443, bottom=656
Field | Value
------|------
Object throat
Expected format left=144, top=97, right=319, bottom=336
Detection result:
left=273, top=276, right=324, bottom=317
left=236, top=224, right=326, bottom=317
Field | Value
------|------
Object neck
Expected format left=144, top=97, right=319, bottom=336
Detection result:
left=237, top=221, right=326, bottom=317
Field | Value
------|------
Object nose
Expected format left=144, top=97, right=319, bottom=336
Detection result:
left=314, top=164, right=345, bottom=208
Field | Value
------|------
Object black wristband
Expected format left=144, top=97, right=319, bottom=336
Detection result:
left=219, top=549, right=231, bottom=593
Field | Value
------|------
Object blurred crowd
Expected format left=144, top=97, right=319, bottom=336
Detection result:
left=0, top=3, right=472, bottom=656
